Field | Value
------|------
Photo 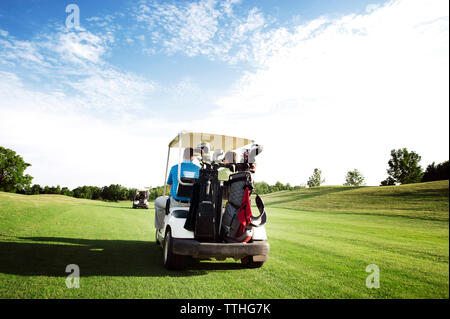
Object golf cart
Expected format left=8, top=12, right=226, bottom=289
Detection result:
left=154, top=131, right=269, bottom=270
left=133, top=189, right=149, bottom=209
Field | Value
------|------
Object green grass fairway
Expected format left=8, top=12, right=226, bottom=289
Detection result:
left=0, top=181, right=448, bottom=298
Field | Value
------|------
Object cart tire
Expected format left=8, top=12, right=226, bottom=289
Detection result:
left=241, top=256, right=264, bottom=268
left=163, top=229, right=188, bottom=270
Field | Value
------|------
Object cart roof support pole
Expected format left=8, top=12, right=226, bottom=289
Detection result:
left=163, top=146, right=171, bottom=196
left=177, top=132, right=194, bottom=186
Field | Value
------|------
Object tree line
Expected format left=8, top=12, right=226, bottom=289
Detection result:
left=305, top=148, right=448, bottom=187
left=16, top=183, right=167, bottom=201
left=379, top=148, right=448, bottom=186
left=1, top=146, right=448, bottom=201
left=18, top=181, right=299, bottom=199
left=254, top=181, right=305, bottom=195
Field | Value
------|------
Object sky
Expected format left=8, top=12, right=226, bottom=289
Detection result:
left=0, top=0, right=448, bottom=189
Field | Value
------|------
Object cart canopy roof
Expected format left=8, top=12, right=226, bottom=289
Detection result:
left=168, top=131, right=254, bottom=152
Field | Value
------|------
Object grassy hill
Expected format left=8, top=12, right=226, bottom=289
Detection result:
left=261, top=181, right=449, bottom=221
left=0, top=180, right=448, bottom=298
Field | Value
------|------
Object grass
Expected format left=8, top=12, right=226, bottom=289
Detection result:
left=0, top=180, right=448, bottom=298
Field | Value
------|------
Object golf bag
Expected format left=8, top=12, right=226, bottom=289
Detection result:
left=228, top=171, right=253, bottom=207
left=184, top=167, right=222, bottom=242
left=221, top=171, right=267, bottom=242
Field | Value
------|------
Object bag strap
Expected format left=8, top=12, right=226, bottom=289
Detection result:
left=228, top=175, right=250, bottom=183
left=250, top=194, right=267, bottom=227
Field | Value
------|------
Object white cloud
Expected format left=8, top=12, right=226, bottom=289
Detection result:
left=212, top=0, right=449, bottom=185
left=221, top=0, right=241, bottom=16
left=136, top=34, right=145, bottom=41
left=0, top=25, right=203, bottom=188
left=1, top=28, right=109, bottom=70
left=0, top=71, right=170, bottom=188
left=0, top=37, right=47, bottom=67
left=134, top=0, right=269, bottom=63
left=66, top=68, right=156, bottom=112
left=1, top=28, right=157, bottom=113
left=1, top=0, right=448, bottom=189
left=0, top=24, right=167, bottom=189
left=50, top=31, right=108, bottom=64
left=136, top=0, right=221, bottom=56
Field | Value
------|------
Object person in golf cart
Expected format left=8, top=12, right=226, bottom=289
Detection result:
left=166, top=147, right=200, bottom=206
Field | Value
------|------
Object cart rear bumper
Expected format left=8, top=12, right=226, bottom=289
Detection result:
left=172, top=239, right=270, bottom=260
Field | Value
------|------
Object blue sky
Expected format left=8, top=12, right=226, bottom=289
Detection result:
left=0, top=0, right=387, bottom=98
left=0, top=0, right=448, bottom=188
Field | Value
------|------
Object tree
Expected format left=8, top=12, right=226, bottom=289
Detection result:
left=28, top=184, right=42, bottom=195
left=422, top=161, right=449, bottom=182
left=254, top=181, right=269, bottom=194
left=127, top=188, right=138, bottom=201
left=73, top=186, right=92, bottom=199
left=307, top=168, right=325, bottom=188
left=43, top=186, right=50, bottom=194
left=380, top=176, right=396, bottom=186
left=45, top=185, right=61, bottom=194
left=90, top=186, right=102, bottom=200
left=274, top=181, right=284, bottom=192
left=101, top=184, right=128, bottom=201
left=385, top=148, right=423, bottom=185
left=61, top=187, right=73, bottom=197
left=0, top=146, right=33, bottom=193
left=344, top=169, right=365, bottom=186
left=149, top=186, right=164, bottom=200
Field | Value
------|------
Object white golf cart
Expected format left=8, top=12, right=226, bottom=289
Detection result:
left=154, top=131, right=269, bottom=270
left=133, top=189, right=149, bottom=209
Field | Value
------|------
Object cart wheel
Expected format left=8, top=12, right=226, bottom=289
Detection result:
left=241, top=256, right=264, bottom=268
left=163, top=229, right=188, bottom=270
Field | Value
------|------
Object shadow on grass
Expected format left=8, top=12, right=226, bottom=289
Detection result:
left=264, top=186, right=361, bottom=206
left=374, top=188, right=449, bottom=198
left=94, top=205, right=144, bottom=210
left=0, top=237, right=243, bottom=278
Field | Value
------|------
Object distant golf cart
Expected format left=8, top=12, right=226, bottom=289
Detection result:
left=133, top=189, right=149, bottom=209
left=154, top=131, right=269, bottom=270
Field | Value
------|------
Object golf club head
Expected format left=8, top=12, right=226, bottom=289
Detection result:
left=212, top=149, right=224, bottom=163
left=194, top=142, right=211, bottom=163
left=248, top=144, right=263, bottom=163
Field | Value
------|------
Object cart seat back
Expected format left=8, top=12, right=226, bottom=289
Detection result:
left=176, top=177, right=197, bottom=198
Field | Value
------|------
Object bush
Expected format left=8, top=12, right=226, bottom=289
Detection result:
left=422, top=161, right=449, bottom=182
left=380, top=176, right=396, bottom=186
left=61, top=187, right=73, bottom=197
left=101, top=184, right=128, bottom=202
left=254, top=181, right=301, bottom=194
